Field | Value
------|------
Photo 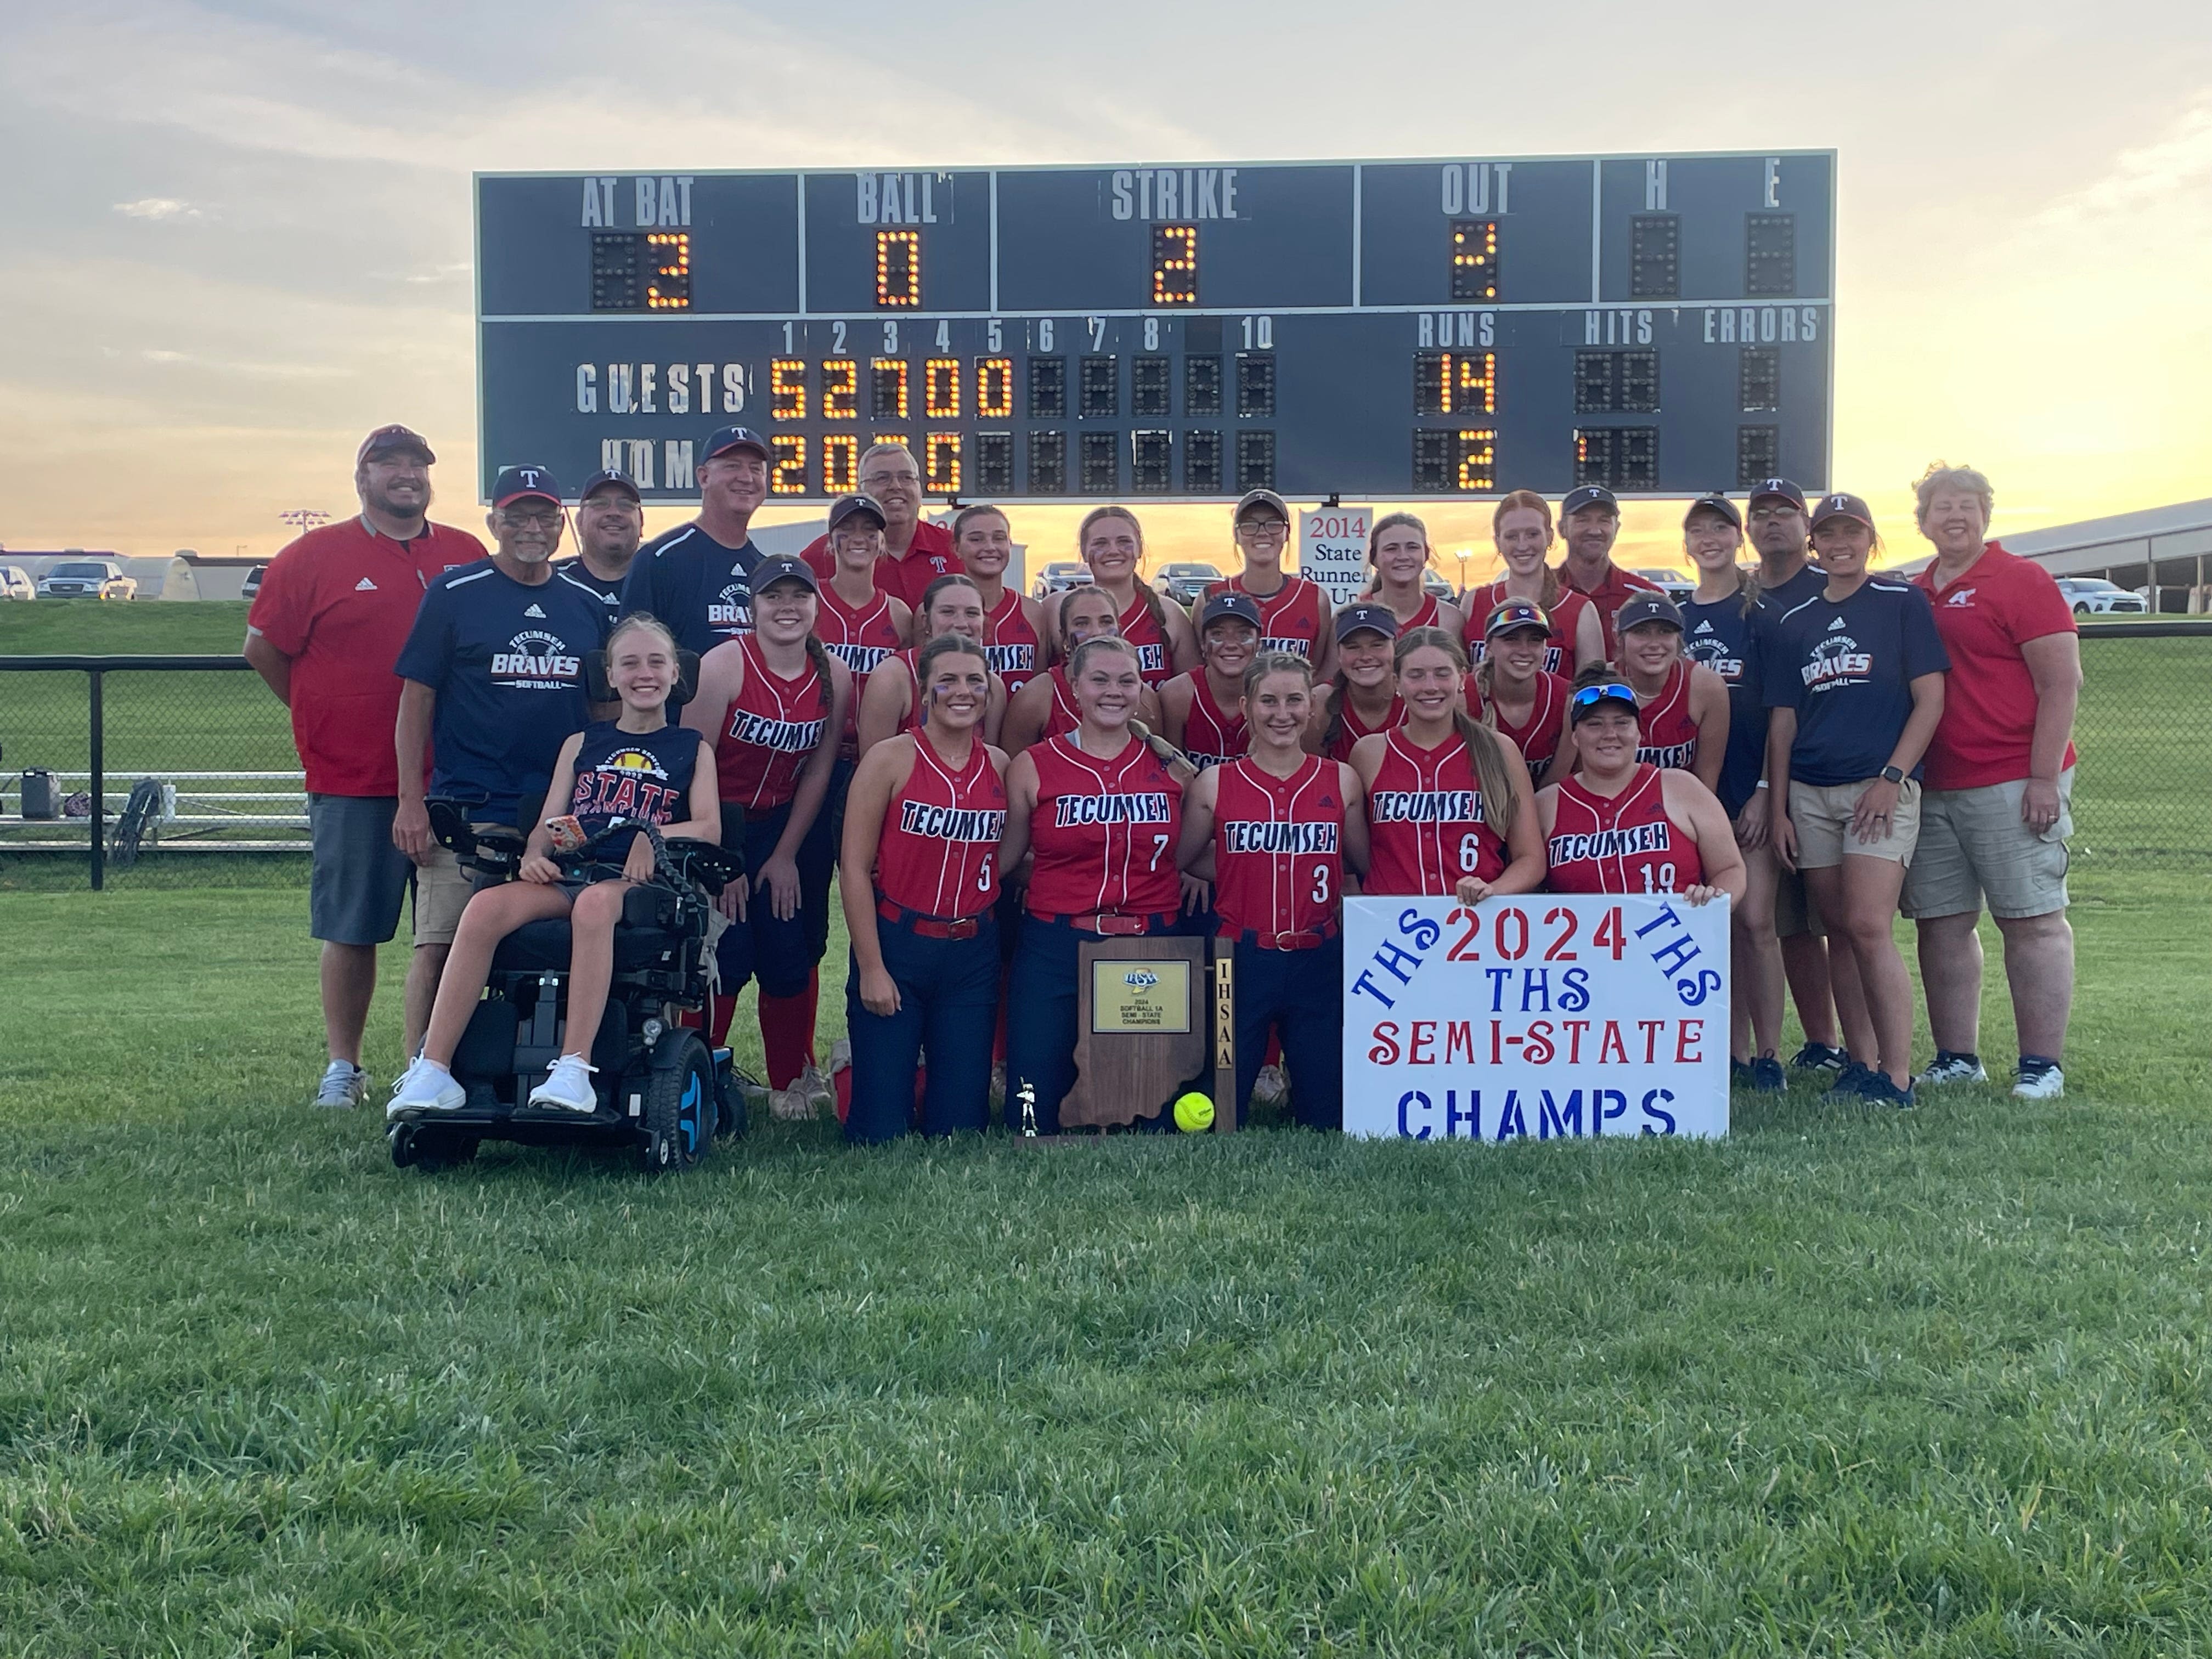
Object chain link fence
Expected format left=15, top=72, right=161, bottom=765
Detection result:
left=3, top=628, right=2206, bottom=892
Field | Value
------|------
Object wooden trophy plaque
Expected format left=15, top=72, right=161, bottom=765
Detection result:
left=1063, top=936, right=1208, bottom=1130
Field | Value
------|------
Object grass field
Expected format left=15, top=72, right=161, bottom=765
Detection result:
left=3, top=861, right=2209, bottom=1654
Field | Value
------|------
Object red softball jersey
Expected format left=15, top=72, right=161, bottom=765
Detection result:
left=1115, top=592, right=1174, bottom=686
left=1033, top=665, right=1085, bottom=746
left=1559, top=562, right=1661, bottom=658
left=1023, top=733, right=1184, bottom=919
left=1632, top=661, right=1701, bottom=773
left=1392, top=591, right=1443, bottom=632
left=1364, top=728, right=1506, bottom=894
left=713, top=635, right=828, bottom=810
left=1545, top=764, right=1705, bottom=895
left=1909, top=542, right=2079, bottom=791
left=815, top=582, right=901, bottom=759
left=1462, top=579, right=1595, bottom=677
left=1323, top=691, right=1405, bottom=763
left=1172, top=670, right=1249, bottom=770
left=1211, top=755, right=1346, bottom=939
left=981, top=588, right=1043, bottom=697
left=1216, top=572, right=1323, bottom=660
left=1465, top=669, right=1568, bottom=774
left=874, top=730, right=1007, bottom=920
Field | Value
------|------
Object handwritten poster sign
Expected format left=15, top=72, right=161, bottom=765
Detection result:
left=1341, top=894, right=1730, bottom=1142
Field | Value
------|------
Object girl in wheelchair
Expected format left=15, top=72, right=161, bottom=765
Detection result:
left=388, top=614, right=722, bottom=1118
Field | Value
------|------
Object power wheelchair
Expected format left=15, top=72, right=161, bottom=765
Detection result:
left=387, top=650, right=755, bottom=1176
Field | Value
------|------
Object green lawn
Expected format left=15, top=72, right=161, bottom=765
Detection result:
left=3, top=861, right=2210, bottom=1655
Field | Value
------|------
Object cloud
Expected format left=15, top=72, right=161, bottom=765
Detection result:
left=113, top=197, right=200, bottom=220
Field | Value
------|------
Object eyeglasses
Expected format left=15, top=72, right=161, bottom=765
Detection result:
left=498, top=508, right=562, bottom=529
left=1748, top=505, right=1802, bottom=521
left=861, top=469, right=919, bottom=489
left=1236, top=520, right=1289, bottom=540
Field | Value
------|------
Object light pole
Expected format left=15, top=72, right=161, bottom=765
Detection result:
left=278, top=509, right=331, bottom=539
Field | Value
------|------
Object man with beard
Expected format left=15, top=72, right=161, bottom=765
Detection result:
left=1554, top=484, right=1660, bottom=656
left=562, top=467, right=644, bottom=608
left=393, top=466, right=613, bottom=1075
left=622, top=426, right=771, bottom=656
left=799, top=441, right=955, bottom=608
left=244, top=424, right=486, bottom=1109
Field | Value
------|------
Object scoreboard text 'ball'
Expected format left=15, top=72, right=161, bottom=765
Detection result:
left=478, top=154, right=1834, bottom=504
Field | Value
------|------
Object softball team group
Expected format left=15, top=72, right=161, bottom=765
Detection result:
left=628, top=458, right=1990, bottom=1141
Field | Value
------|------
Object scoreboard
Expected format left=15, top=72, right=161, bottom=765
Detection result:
left=475, top=153, right=1834, bottom=505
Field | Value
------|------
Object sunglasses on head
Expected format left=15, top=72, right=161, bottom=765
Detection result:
left=1570, top=682, right=1637, bottom=715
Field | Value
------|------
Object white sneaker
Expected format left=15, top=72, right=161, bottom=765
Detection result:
left=768, top=1063, right=832, bottom=1121
left=527, top=1053, right=600, bottom=1113
left=827, top=1038, right=852, bottom=1075
left=1915, top=1053, right=1989, bottom=1087
left=1252, top=1063, right=1289, bottom=1107
left=2012, top=1063, right=2065, bottom=1100
left=386, top=1056, right=464, bottom=1120
left=313, top=1060, right=366, bottom=1109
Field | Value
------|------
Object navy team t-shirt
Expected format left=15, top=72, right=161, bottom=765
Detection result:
left=396, top=561, right=612, bottom=823
left=1763, top=576, right=1950, bottom=787
left=619, top=522, right=761, bottom=658
left=1680, top=590, right=1767, bottom=816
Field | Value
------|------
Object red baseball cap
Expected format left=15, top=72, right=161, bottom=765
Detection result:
left=358, top=424, right=435, bottom=465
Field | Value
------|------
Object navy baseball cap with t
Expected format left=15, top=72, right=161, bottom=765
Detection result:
left=492, top=465, right=562, bottom=508
left=578, top=467, right=640, bottom=503
left=1561, top=484, right=1619, bottom=516
left=750, top=553, right=819, bottom=595
left=1198, top=590, right=1264, bottom=631
left=1234, top=487, right=1291, bottom=523
left=1333, top=602, right=1399, bottom=642
left=1485, top=598, right=1551, bottom=639
left=827, top=492, right=888, bottom=533
left=1615, top=591, right=1685, bottom=634
left=1748, top=477, right=1807, bottom=511
left=358, top=424, right=434, bottom=465
left=1684, top=492, right=1742, bottom=529
left=1808, top=492, right=1875, bottom=532
left=702, top=425, right=770, bottom=462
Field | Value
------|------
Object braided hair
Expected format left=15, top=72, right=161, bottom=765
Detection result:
left=1394, top=625, right=1517, bottom=828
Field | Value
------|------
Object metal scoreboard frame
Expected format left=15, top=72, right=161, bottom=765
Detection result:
left=473, top=151, right=1835, bottom=505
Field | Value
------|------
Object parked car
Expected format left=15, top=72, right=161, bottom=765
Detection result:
left=1032, top=561, right=1092, bottom=599
left=1633, top=567, right=1695, bottom=603
left=1153, top=562, right=1227, bottom=606
left=1422, top=569, right=1453, bottom=599
left=2055, top=576, right=2147, bottom=616
left=0, top=564, right=33, bottom=601
left=241, top=563, right=269, bottom=602
left=38, top=559, right=136, bottom=600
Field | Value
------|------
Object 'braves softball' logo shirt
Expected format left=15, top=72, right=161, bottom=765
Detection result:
left=620, top=523, right=761, bottom=657
left=395, top=561, right=612, bottom=822
left=1763, top=578, right=1950, bottom=787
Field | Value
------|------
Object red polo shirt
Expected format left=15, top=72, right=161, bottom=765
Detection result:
left=799, top=518, right=957, bottom=610
left=1910, top=541, right=2078, bottom=791
left=247, top=516, right=486, bottom=795
left=1558, top=560, right=1660, bottom=657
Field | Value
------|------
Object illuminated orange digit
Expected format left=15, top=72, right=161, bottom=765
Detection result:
left=821, top=358, right=858, bottom=419
left=924, top=433, right=963, bottom=493
left=770, top=435, right=808, bottom=495
left=769, top=358, right=806, bottom=421
left=924, top=358, right=961, bottom=420
left=875, top=230, right=921, bottom=308
left=1455, top=352, right=1497, bottom=415
left=975, top=357, right=1013, bottom=419
left=1456, top=429, right=1497, bottom=492
left=822, top=434, right=860, bottom=493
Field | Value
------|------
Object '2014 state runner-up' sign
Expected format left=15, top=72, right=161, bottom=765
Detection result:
left=1298, top=505, right=1372, bottom=608
left=1342, top=894, right=1729, bottom=1141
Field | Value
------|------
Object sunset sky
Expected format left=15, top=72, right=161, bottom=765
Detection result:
left=2, top=1, right=2207, bottom=578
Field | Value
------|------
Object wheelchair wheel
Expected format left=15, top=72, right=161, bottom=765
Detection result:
left=641, top=1030, right=715, bottom=1174
left=390, top=1122, right=479, bottom=1174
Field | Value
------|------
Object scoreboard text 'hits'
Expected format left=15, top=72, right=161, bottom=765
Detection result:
left=476, top=153, right=1835, bottom=504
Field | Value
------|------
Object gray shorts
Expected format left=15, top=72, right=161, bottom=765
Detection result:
left=308, top=793, right=416, bottom=946
left=1903, top=769, right=2073, bottom=920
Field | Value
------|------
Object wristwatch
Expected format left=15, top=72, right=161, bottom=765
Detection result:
left=1878, top=765, right=1905, bottom=785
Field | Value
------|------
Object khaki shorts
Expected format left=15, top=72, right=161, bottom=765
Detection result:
left=1902, top=769, right=2072, bottom=920
left=1789, top=777, right=1921, bottom=870
left=411, top=822, right=517, bottom=946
